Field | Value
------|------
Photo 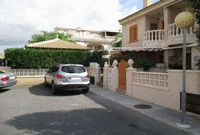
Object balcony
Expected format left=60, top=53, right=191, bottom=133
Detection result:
left=143, top=30, right=165, bottom=48
left=167, top=23, right=197, bottom=45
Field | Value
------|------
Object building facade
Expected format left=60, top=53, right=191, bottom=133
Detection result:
left=118, top=0, right=199, bottom=70
left=54, top=27, right=121, bottom=51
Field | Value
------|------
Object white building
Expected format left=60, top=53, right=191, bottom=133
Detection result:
left=54, top=27, right=121, bottom=51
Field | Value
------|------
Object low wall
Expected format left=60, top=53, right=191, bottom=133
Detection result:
left=16, top=77, right=44, bottom=86
left=126, top=69, right=200, bottom=111
left=85, top=67, right=101, bottom=85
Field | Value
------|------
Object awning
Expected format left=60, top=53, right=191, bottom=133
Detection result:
left=113, top=47, right=163, bottom=52
left=163, top=44, right=198, bottom=50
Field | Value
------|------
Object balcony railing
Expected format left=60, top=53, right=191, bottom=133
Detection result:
left=144, top=30, right=164, bottom=42
left=167, top=23, right=196, bottom=45
left=167, top=23, right=195, bottom=37
left=143, top=30, right=164, bottom=48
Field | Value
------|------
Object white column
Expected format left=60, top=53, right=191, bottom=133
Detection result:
left=126, top=67, right=137, bottom=97
left=103, top=68, right=109, bottom=89
left=111, top=68, right=118, bottom=91
left=164, top=50, right=169, bottom=68
left=164, top=7, right=169, bottom=40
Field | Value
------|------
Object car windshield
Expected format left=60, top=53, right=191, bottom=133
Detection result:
left=61, top=66, right=85, bottom=73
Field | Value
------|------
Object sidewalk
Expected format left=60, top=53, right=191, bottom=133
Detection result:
left=90, top=85, right=200, bottom=135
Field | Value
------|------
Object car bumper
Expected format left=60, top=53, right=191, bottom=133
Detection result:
left=55, top=83, right=90, bottom=90
left=0, top=80, right=17, bottom=88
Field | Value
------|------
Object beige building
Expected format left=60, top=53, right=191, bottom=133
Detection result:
left=118, top=0, right=199, bottom=70
left=54, top=27, right=121, bottom=51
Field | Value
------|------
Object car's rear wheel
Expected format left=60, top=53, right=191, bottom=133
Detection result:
left=51, top=82, right=57, bottom=95
left=82, top=88, right=89, bottom=93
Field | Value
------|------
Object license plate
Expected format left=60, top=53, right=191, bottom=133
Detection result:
left=71, top=77, right=80, bottom=80
left=10, top=76, right=15, bottom=79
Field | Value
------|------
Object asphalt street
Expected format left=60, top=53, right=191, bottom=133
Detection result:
left=0, top=85, right=188, bottom=135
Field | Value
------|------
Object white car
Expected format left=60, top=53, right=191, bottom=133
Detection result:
left=44, top=64, right=90, bottom=95
left=0, top=70, right=17, bottom=89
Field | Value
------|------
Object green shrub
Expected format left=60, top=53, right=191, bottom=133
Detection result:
left=133, top=59, right=155, bottom=71
left=169, top=62, right=191, bottom=70
left=5, top=48, right=91, bottom=69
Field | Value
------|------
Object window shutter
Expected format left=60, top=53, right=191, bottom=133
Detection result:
left=129, top=24, right=138, bottom=43
left=134, top=24, right=138, bottom=42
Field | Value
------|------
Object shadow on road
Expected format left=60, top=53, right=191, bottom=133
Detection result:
left=0, top=88, right=10, bottom=93
left=5, top=108, right=136, bottom=135
left=29, top=83, right=82, bottom=97
left=83, top=92, right=188, bottom=135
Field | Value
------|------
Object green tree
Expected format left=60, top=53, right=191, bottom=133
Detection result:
left=28, top=31, right=74, bottom=43
left=187, top=0, right=200, bottom=44
left=112, top=34, right=122, bottom=47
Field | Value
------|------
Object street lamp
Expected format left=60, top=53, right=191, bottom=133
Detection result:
left=175, top=10, right=195, bottom=128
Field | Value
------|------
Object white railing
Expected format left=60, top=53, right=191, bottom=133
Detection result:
left=167, top=23, right=195, bottom=37
left=144, top=30, right=164, bottom=42
left=12, top=69, right=49, bottom=77
left=132, top=72, right=168, bottom=90
left=105, top=36, right=116, bottom=39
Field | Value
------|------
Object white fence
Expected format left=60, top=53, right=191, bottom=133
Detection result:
left=132, top=71, right=168, bottom=90
left=12, top=69, right=49, bottom=77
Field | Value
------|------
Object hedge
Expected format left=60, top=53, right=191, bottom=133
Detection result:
left=5, top=48, right=91, bottom=69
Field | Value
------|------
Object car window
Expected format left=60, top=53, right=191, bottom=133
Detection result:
left=48, top=66, right=59, bottom=73
left=61, top=66, right=85, bottom=73
left=52, top=66, right=59, bottom=72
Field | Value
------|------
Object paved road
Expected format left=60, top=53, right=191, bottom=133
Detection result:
left=0, top=85, right=188, bottom=135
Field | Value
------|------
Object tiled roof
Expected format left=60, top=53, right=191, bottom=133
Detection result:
left=26, top=38, right=92, bottom=50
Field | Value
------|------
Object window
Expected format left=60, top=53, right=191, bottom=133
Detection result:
left=49, top=66, right=59, bottom=73
left=150, top=23, right=158, bottom=30
left=61, top=66, right=85, bottom=73
left=129, top=24, right=138, bottom=43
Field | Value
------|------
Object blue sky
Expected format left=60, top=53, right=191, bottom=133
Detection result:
left=120, top=0, right=159, bottom=10
left=0, top=0, right=160, bottom=52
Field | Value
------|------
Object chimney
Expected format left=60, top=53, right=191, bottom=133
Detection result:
left=143, top=0, right=153, bottom=8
